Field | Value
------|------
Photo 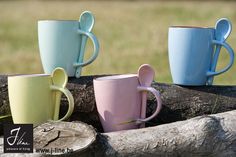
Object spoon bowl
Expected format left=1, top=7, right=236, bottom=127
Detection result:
left=138, top=64, right=155, bottom=86
left=215, top=18, right=232, bottom=42
left=80, top=11, right=94, bottom=32
left=52, top=68, right=68, bottom=88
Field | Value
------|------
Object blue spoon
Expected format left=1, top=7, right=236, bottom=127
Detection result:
left=207, top=18, right=232, bottom=85
left=75, top=11, right=95, bottom=78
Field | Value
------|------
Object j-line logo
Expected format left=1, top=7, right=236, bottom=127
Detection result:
left=3, top=124, right=33, bottom=153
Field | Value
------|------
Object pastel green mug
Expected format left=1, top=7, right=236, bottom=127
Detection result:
left=8, top=68, right=74, bottom=126
left=38, top=11, right=99, bottom=78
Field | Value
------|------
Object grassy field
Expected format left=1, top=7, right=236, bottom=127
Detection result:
left=0, top=1, right=236, bottom=84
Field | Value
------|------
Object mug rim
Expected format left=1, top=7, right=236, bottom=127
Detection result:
left=94, top=74, right=137, bottom=81
left=38, top=20, right=79, bottom=23
left=170, top=26, right=214, bottom=29
left=8, top=73, right=50, bottom=78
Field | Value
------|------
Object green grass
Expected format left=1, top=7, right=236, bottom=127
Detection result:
left=0, top=1, right=236, bottom=84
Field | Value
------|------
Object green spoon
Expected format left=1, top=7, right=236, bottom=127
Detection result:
left=51, top=68, right=68, bottom=120
left=76, top=11, right=95, bottom=78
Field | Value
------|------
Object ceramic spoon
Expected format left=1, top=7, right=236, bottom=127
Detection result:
left=207, top=18, right=232, bottom=85
left=75, top=11, right=95, bottom=78
left=52, top=68, right=67, bottom=120
left=138, top=64, right=155, bottom=128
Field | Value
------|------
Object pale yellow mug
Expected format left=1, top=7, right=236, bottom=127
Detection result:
left=8, top=68, right=74, bottom=126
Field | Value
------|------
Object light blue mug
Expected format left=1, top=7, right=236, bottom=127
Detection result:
left=38, top=12, right=99, bottom=78
left=168, top=26, right=234, bottom=85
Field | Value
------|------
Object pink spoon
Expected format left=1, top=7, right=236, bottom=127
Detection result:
left=138, top=64, right=155, bottom=128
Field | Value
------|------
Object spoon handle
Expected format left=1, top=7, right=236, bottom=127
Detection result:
left=53, top=92, right=62, bottom=120
left=207, top=45, right=221, bottom=85
left=75, top=35, right=88, bottom=78
left=140, top=92, right=147, bottom=128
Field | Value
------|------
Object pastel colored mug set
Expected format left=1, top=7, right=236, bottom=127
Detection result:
left=8, top=11, right=100, bottom=126
left=7, top=11, right=235, bottom=133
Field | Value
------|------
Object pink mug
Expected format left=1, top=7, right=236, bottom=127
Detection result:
left=93, top=74, right=162, bottom=132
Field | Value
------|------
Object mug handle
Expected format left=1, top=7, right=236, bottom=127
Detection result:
left=73, top=30, right=99, bottom=68
left=206, top=40, right=234, bottom=77
left=50, top=85, right=74, bottom=121
left=136, top=86, right=162, bottom=123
